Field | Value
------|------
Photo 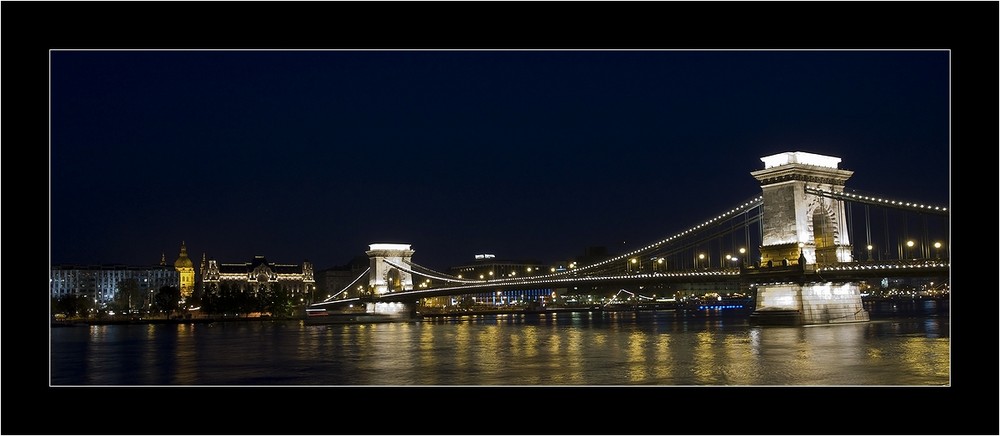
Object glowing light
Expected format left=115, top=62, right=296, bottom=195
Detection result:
left=761, top=151, right=840, bottom=169
left=368, top=243, right=412, bottom=251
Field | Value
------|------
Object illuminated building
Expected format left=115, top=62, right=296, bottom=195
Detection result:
left=447, top=254, right=551, bottom=306
left=201, top=255, right=315, bottom=298
left=174, top=241, right=195, bottom=299
left=49, top=263, right=179, bottom=306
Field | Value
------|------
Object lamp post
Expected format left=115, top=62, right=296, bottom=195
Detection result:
left=906, top=240, right=915, bottom=260
left=698, top=253, right=705, bottom=270
left=933, top=242, right=942, bottom=259
left=738, top=247, right=746, bottom=267
left=867, top=244, right=873, bottom=261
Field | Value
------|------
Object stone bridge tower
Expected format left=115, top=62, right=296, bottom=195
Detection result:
left=749, top=151, right=868, bottom=325
left=365, top=243, right=415, bottom=296
left=364, top=243, right=416, bottom=317
left=751, top=151, right=854, bottom=267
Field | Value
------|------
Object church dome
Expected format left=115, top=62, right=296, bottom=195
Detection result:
left=174, top=241, right=194, bottom=269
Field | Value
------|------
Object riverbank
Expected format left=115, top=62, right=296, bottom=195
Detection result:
left=51, top=315, right=303, bottom=327
left=52, top=307, right=630, bottom=326
left=52, top=295, right=948, bottom=327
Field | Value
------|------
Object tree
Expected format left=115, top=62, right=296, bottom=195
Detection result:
left=264, top=283, right=294, bottom=318
left=112, top=278, right=142, bottom=313
left=153, top=286, right=181, bottom=316
left=54, top=294, right=94, bottom=318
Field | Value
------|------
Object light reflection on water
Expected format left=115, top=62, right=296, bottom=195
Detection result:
left=50, top=312, right=949, bottom=386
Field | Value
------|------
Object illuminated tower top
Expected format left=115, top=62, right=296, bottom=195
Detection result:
left=174, top=241, right=194, bottom=269
left=760, top=151, right=841, bottom=169
left=751, top=151, right=854, bottom=266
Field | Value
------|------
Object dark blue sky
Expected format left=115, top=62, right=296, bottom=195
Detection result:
left=50, top=50, right=950, bottom=270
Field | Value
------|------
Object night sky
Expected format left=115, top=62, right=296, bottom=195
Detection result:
left=50, top=49, right=951, bottom=271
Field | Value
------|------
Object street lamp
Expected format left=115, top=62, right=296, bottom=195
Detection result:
left=933, top=241, right=942, bottom=259
left=698, top=253, right=705, bottom=269
left=866, top=244, right=873, bottom=261
left=906, top=240, right=915, bottom=260
left=629, top=258, right=637, bottom=273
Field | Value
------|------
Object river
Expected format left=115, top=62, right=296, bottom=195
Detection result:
left=50, top=310, right=949, bottom=386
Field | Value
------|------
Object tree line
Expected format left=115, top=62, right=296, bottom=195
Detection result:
left=52, top=281, right=301, bottom=319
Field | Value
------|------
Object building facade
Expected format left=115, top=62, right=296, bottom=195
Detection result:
left=315, top=255, right=370, bottom=301
left=50, top=264, right=179, bottom=307
left=202, top=255, right=316, bottom=298
left=446, top=254, right=552, bottom=306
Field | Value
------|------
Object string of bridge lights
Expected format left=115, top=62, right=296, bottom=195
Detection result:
left=321, top=259, right=949, bottom=303
left=390, top=270, right=743, bottom=296
left=816, top=261, right=950, bottom=272
left=382, top=259, right=482, bottom=284
left=565, top=196, right=765, bottom=275
left=807, top=188, right=947, bottom=212
left=396, top=196, right=764, bottom=284
left=321, top=267, right=370, bottom=302
left=403, top=260, right=478, bottom=283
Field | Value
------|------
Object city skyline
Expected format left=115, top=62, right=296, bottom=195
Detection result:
left=50, top=50, right=950, bottom=271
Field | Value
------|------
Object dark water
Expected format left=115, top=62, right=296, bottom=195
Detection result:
left=50, top=311, right=949, bottom=386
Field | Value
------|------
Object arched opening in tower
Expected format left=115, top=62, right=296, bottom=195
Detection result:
left=386, top=268, right=402, bottom=292
left=812, top=208, right=837, bottom=265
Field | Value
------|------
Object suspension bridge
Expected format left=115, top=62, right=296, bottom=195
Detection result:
left=309, top=151, right=949, bottom=325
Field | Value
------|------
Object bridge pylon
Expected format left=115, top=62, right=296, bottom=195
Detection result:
left=749, top=152, right=869, bottom=325
left=365, top=243, right=417, bottom=317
